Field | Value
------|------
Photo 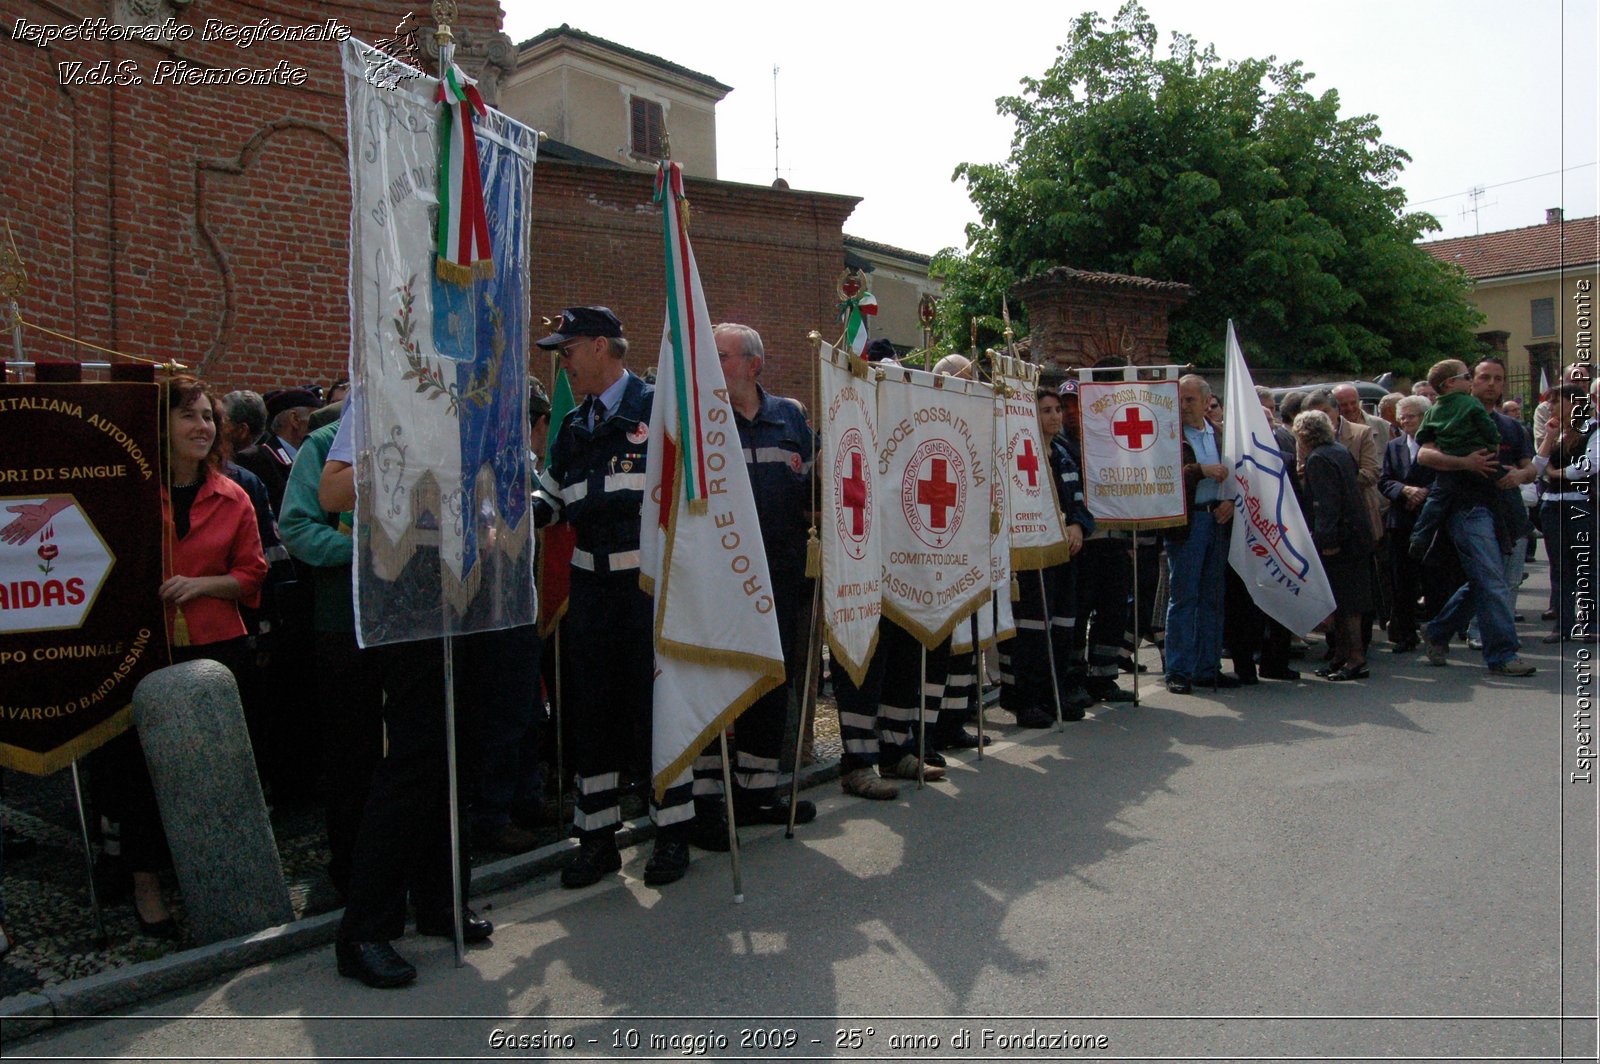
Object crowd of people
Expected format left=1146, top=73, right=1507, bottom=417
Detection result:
left=47, top=318, right=1593, bottom=989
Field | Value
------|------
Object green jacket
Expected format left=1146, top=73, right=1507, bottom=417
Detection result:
left=279, top=421, right=355, bottom=633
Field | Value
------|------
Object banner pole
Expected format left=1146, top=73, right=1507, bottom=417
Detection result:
left=973, top=613, right=986, bottom=762
left=1131, top=538, right=1143, bottom=706
left=553, top=626, right=565, bottom=828
left=442, top=635, right=464, bottom=966
left=1039, top=569, right=1066, bottom=731
left=786, top=576, right=823, bottom=838
left=916, top=645, right=928, bottom=789
left=718, top=731, right=744, bottom=903
left=68, top=760, right=108, bottom=948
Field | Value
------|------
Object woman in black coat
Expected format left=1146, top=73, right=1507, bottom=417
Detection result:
left=1292, top=409, right=1375, bottom=681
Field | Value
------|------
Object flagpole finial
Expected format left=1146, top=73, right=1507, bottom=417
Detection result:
left=431, top=0, right=457, bottom=45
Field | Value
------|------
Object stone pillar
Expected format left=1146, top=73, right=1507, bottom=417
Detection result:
left=134, top=660, right=293, bottom=945
left=1011, top=267, right=1194, bottom=374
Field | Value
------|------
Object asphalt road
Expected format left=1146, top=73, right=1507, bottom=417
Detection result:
left=9, top=571, right=1597, bottom=1063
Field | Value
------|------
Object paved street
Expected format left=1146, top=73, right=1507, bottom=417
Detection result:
left=6, top=570, right=1597, bottom=1062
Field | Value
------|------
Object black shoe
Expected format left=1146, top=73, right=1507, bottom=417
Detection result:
left=920, top=748, right=948, bottom=768
left=415, top=908, right=493, bottom=944
left=1166, top=678, right=1193, bottom=695
left=1202, top=674, right=1242, bottom=689
left=2, top=827, right=37, bottom=859
left=1257, top=665, right=1301, bottom=681
left=1543, top=608, right=1557, bottom=621
left=1064, top=687, right=1095, bottom=711
left=688, top=815, right=732, bottom=852
left=1089, top=685, right=1138, bottom=703
left=1233, top=671, right=1260, bottom=686
left=135, top=912, right=182, bottom=941
left=336, top=940, right=417, bottom=988
left=944, top=728, right=991, bottom=749
left=561, top=835, right=622, bottom=888
left=737, top=796, right=816, bottom=826
left=1326, top=664, right=1370, bottom=682
left=1388, top=638, right=1419, bottom=654
left=1015, top=705, right=1054, bottom=728
left=643, top=837, right=690, bottom=886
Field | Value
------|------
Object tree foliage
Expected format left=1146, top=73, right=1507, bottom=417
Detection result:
left=933, top=2, right=1481, bottom=375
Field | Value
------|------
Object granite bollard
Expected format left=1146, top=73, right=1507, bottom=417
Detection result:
left=132, top=660, right=293, bottom=945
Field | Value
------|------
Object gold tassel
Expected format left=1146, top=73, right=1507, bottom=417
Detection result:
left=1010, top=575, right=1021, bottom=602
left=804, top=529, right=821, bottom=578
left=172, top=608, right=191, bottom=648
left=991, top=509, right=1002, bottom=536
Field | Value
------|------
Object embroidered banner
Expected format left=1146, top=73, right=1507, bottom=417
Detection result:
left=952, top=386, right=1016, bottom=653
left=994, top=354, right=1070, bottom=570
left=343, top=38, right=537, bottom=645
left=818, top=341, right=883, bottom=686
left=0, top=384, right=166, bottom=774
left=1078, top=376, right=1185, bottom=529
left=876, top=365, right=994, bottom=649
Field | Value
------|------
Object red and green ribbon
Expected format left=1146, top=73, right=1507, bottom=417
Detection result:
left=435, top=63, right=492, bottom=285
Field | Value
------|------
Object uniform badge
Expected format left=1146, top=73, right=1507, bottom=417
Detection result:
left=620, top=460, right=633, bottom=473
left=788, top=452, right=804, bottom=474
left=627, top=422, right=649, bottom=444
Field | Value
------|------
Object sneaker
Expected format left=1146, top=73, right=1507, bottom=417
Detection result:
left=561, top=835, right=622, bottom=889
left=1488, top=657, right=1536, bottom=677
left=840, top=767, right=899, bottom=801
left=1424, top=643, right=1449, bottom=667
left=642, top=836, right=690, bottom=886
left=882, top=754, right=945, bottom=782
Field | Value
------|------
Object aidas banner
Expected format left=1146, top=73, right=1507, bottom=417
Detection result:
left=1078, top=376, right=1185, bottom=529
left=877, top=365, right=994, bottom=649
left=0, top=384, right=166, bottom=774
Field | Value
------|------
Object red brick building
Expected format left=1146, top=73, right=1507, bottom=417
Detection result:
left=2, top=1, right=859, bottom=404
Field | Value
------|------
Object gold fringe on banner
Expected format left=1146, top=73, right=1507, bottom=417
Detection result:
left=827, top=623, right=881, bottom=692
left=0, top=704, right=134, bottom=776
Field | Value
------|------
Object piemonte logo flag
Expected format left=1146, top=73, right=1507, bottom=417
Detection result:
left=877, top=364, right=994, bottom=649
left=1222, top=320, right=1336, bottom=634
left=639, top=161, right=786, bottom=799
left=819, top=341, right=883, bottom=686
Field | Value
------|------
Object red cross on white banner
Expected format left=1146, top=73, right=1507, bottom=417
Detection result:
left=841, top=450, right=868, bottom=536
left=1112, top=405, right=1156, bottom=451
left=917, top=458, right=958, bottom=530
left=1016, top=437, right=1040, bottom=487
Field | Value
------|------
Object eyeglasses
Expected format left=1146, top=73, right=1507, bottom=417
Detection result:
left=1450, top=371, right=1471, bottom=381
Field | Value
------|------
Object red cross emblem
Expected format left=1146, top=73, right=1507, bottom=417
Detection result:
left=841, top=451, right=868, bottom=536
left=917, top=458, right=958, bottom=530
left=1112, top=404, right=1156, bottom=451
left=1016, top=437, right=1040, bottom=487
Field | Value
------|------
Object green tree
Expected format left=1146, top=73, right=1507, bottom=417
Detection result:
left=934, top=2, right=1481, bottom=375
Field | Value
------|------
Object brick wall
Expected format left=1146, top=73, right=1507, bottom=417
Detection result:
left=3, top=0, right=859, bottom=407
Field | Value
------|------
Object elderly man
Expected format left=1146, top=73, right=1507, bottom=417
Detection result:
left=1463, top=357, right=1536, bottom=645
left=1536, top=382, right=1598, bottom=643
left=707, top=322, right=817, bottom=825
left=1164, top=375, right=1234, bottom=694
left=1306, top=387, right=1384, bottom=644
left=1412, top=380, right=1439, bottom=401
left=530, top=306, right=695, bottom=888
left=1378, top=395, right=1439, bottom=652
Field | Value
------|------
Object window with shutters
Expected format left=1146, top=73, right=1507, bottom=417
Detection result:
left=630, top=96, right=665, bottom=160
left=1531, top=297, right=1556, bottom=338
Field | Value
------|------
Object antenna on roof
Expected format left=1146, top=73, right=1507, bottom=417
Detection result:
left=1458, top=185, right=1497, bottom=236
left=773, top=64, right=781, bottom=183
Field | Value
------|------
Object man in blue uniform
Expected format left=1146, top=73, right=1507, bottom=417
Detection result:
left=708, top=323, right=818, bottom=826
left=531, top=306, right=694, bottom=887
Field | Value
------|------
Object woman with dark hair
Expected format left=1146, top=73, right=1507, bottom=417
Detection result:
left=1293, top=409, right=1374, bottom=681
left=97, top=375, right=267, bottom=939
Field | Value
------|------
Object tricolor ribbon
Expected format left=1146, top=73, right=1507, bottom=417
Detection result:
left=435, top=63, right=493, bottom=285
left=838, top=290, right=878, bottom=355
left=653, top=160, right=711, bottom=513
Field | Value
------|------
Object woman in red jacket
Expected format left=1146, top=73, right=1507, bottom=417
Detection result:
left=100, top=375, right=267, bottom=939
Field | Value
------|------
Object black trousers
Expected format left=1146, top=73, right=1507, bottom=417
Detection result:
left=315, top=630, right=384, bottom=898
left=338, top=637, right=464, bottom=942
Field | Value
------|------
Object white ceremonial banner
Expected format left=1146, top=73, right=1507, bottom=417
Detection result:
left=952, top=388, right=1016, bottom=654
left=1078, top=376, right=1185, bottom=529
left=639, top=162, right=785, bottom=798
left=994, top=354, right=1071, bottom=569
left=819, top=342, right=883, bottom=687
left=877, top=365, right=994, bottom=649
left=1222, top=321, right=1337, bottom=634
left=342, top=39, right=537, bottom=646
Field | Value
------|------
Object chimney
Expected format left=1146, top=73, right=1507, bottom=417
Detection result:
left=1547, top=207, right=1564, bottom=225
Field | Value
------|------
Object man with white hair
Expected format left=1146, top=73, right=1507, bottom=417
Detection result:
left=1378, top=394, right=1438, bottom=652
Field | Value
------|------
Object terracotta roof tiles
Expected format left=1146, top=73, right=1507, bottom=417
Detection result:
left=1420, top=215, right=1598, bottom=280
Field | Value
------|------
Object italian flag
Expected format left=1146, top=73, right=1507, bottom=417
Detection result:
left=435, top=63, right=493, bottom=284
left=538, top=369, right=578, bottom=638
left=638, top=160, right=786, bottom=798
left=840, top=291, right=878, bottom=355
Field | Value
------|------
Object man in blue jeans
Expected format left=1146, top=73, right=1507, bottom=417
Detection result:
left=1164, top=375, right=1236, bottom=694
left=1416, top=424, right=1536, bottom=677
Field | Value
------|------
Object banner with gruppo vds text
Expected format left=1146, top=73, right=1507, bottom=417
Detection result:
left=0, top=384, right=167, bottom=774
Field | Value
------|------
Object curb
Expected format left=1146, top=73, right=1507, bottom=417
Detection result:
left=0, top=758, right=842, bottom=1042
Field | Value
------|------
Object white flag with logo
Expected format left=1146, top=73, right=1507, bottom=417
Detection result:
left=1222, top=320, right=1336, bottom=634
left=953, top=388, right=1016, bottom=654
left=1078, top=376, right=1185, bottom=529
left=640, top=162, right=785, bottom=798
left=819, top=342, right=883, bottom=687
left=994, top=354, right=1070, bottom=569
left=877, top=366, right=994, bottom=649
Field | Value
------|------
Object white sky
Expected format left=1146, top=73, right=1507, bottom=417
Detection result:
left=500, top=0, right=1599, bottom=256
